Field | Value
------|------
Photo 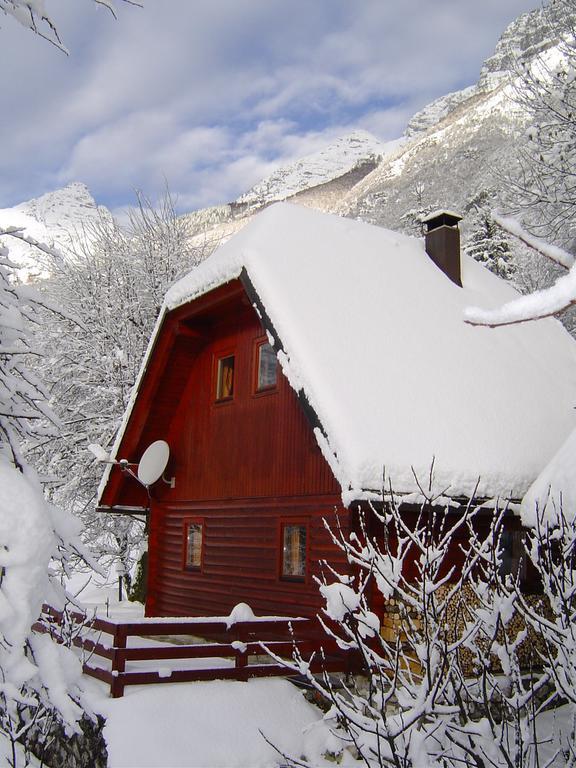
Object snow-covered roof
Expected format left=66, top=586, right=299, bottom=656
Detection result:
left=422, top=209, right=462, bottom=223
left=108, top=203, right=576, bottom=505
left=521, top=426, right=576, bottom=526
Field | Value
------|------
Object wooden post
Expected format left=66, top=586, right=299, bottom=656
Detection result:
left=111, top=626, right=127, bottom=698
left=234, top=625, right=248, bottom=681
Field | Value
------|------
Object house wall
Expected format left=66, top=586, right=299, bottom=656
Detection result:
left=125, top=290, right=347, bottom=618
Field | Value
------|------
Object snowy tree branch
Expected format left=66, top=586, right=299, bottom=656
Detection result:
left=491, top=212, right=575, bottom=270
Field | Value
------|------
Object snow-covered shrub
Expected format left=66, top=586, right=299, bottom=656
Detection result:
left=511, top=499, right=576, bottom=767
left=504, top=0, right=576, bottom=248
left=278, top=476, right=564, bottom=767
left=0, top=233, right=98, bottom=766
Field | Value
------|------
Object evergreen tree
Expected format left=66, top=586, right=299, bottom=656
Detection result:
left=464, top=208, right=515, bottom=279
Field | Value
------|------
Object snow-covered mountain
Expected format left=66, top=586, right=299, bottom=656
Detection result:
left=181, top=130, right=400, bottom=252
left=4, top=4, right=571, bottom=276
left=334, top=4, right=575, bottom=238
left=181, top=3, right=571, bottom=253
left=0, top=182, right=111, bottom=279
left=237, top=130, right=400, bottom=206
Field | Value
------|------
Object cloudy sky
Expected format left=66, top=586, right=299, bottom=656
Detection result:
left=2, top=0, right=539, bottom=215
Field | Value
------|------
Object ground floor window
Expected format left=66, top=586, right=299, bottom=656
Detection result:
left=184, top=519, right=204, bottom=570
left=281, top=521, right=307, bottom=581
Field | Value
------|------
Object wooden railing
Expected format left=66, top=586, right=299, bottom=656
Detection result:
left=34, top=606, right=345, bottom=697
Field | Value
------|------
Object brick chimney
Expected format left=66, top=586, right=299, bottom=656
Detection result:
left=422, top=210, right=463, bottom=287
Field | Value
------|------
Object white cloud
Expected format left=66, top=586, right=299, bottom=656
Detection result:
left=0, top=0, right=541, bottom=211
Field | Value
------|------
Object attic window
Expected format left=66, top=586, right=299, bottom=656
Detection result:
left=216, top=355, right=235, bottom=400
left=256, top=341, right=277, bottom=391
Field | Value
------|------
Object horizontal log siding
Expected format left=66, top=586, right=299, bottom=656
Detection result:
left=149, top=502, right=348, bottom=618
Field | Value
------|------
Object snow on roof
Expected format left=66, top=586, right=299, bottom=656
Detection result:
left=422, top=209, right=462, bottom=223
left=110, top=203, right=576, bottom=504
left=520, top=426, right=576, bottom=526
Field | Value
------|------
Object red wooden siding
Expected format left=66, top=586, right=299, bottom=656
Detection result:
left=147, top=501, right=348, bottom=619
left=101, top=280, right=348, bottom=619
left=166, top=312, right=338, bottom=501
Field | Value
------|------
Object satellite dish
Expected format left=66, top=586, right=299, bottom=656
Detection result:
left=137, top=440, right=170, bottom=486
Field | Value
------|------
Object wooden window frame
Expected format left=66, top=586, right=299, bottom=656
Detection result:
left=182, top=517, right=205, bottom=572
left=214, top=350, right=236, bottom=404
left=278, top=518, right=309, bottom=583
left=253, top=338, right=278, bottom=396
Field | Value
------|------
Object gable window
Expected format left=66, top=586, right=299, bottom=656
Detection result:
left=184, top=519, right=204, bottom=570
left=256, top=341, right=277, bottom=391
left=216, top=355, right=235, bottom=400
left=281, top=522, right=307, bottom=581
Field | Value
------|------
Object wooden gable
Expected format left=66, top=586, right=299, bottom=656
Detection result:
left=100, top=278, right=339, bottom=509
left=99, top=279, right=346, bottom=618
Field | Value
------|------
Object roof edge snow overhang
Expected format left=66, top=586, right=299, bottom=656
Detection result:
left=239, top=268, right=330, bottom=438
left=97, top=505, right=149, bottom=518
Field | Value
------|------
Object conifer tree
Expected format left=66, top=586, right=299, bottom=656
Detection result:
left=465, top=208, right=515, bottom=279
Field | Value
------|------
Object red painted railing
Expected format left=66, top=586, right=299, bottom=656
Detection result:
left=35, top=606, right=345, bottom=697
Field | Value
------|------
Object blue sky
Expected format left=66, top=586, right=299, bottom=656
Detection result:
left=1, top=0, right=540, bottom=215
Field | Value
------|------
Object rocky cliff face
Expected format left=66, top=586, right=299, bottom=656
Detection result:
left=478, top=2, right=574, bottom=88
left=406, top=2, right=574, bottom=141
left=181, top=130, right=402, bottom=249
left=236, top=130, right=393, bottom=206
left=334, top=3, right=574, bottom=238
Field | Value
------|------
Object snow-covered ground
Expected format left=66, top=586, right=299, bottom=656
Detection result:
left=74, top=574, right=339, bottom=767
left=93, top=677, right=336, bottom=768
left=1, top=674, right=337, bottom=768
left=2, top=573, right=338, bottom=768
left=3, top=571, right=575, bottom=767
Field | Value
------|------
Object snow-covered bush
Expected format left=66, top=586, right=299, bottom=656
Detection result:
left=0, top=232, right=98, bottom=766
left=512, top=499, right=576, bottom=767
left=277, top=475, right=570, bottom=768
left=465, top=1, right=576, bottom=328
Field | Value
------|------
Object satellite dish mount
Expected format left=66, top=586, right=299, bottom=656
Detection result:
left=117, top=440, right=174, bottom=490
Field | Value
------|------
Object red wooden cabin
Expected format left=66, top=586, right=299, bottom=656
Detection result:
left=97, top=204, right=576, bottom=620
left=99, top=277, right=346, bottom=618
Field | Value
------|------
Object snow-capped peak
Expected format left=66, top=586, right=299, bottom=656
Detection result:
left=237, top=130, right=400, bottom=206
left=0, top=182, right=112, bottom=279
left=15, top=181, right=107, bottom=230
